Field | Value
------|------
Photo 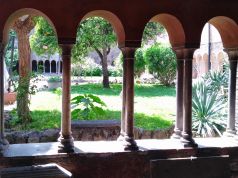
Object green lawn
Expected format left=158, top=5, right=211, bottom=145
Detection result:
left=11, top=83, right=176, bottom=131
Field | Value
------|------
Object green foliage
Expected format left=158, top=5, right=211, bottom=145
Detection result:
left=30, top=17, right=59, bottom=56
left=71, top=94, right=107, bottom=120
left=135, top=48, right=146, bottom=77
left=144, top=43, right=176, bottom=86
left=10, top=109, right=61, bottom=131
left=4, top=31, right=18, bottom=69
left=72, top=17, right=116, bottom=62
left=54, top=87, right=62, bottom=99
left=47, top=76, right=62, bottom=83
left=203, top=65, right=228, bottom=96
left=192, top=81, right=227, bottom=137
left=142, top=22, right=165, bottom=45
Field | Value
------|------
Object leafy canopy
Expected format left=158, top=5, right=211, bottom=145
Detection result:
left=30, top=17, right=59, bottom=56
left=72, top=17, right=117, bottom=62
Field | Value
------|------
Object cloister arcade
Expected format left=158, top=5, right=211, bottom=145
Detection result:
left=0, top=0, right=238, bottom=177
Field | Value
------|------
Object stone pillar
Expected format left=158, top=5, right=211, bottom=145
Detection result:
left=180, top=48, right=197, bottom=147
left=171, top=49, right=184, bottom=139
left=118, top=47, right=138, bottom=151
left=117, top=50, right=126, bottom=141
left=0, top=42, right=9, bottom=152
left=224, top=49, right=238, bottom=137
left=58, top=44, right=74, bottom=153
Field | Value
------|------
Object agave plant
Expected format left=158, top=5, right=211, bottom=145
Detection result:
left=203, top=70, right=228, bottom=95
left=192, top=81, right=227, bottom=137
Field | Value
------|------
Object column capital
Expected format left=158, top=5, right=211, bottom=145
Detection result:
left=60, top=44, right=73, bottom=57
left=224, top=48, right=238, bottom=61
left=120, top=47, right=137, bottom=60
left=172, top=47, right=196, bottom=61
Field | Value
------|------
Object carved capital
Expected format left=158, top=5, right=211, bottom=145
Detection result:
left=60, top=44, right=73, bottom=57
left=172, top=47, right=196, bottom=61
left=224, top=48, right=238, bottom=61
left=120, top=47, right=137, bottom=60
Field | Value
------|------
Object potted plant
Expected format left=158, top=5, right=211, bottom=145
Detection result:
left=47, top=76, right=62, bottom=89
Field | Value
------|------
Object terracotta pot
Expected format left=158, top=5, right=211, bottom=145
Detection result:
left=4, top=92, right=17, bottom=105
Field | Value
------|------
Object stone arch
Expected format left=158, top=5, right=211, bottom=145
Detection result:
left=80, top=10, right=125, bottom=47
left=207, top=16, right=238, bottom=48
left=149, top=14, right=185, bottom=47
left=45, top=60, right=50, bottom=73
left=2, top=8, right=58, bottom=44
left=51, top=60, right=57, bottom=73
left=32, top=60, right=37, bottom=72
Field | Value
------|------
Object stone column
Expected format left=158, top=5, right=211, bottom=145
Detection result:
left=117, top=50, right=126, bottom=141
left=171, top=49, right=184, bottom=139
left=58, top=44, right=74, bottom=153
left=118, top=47, right=138, bottom=151
left=180, top=48, right=197, bottom=147
left=224, top=49, right=238, bottom=137
left=0, top=42, right=9, bottom=152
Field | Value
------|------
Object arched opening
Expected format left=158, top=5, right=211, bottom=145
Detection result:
left=32, top=60, right=37, bottom=72
left=44, top=60, right=50, bottom=73
left=133, top=14, right=183, bottom=136
left=51, top=60, right=56, bottom=73
left=192, top=17, right=238, bottom=138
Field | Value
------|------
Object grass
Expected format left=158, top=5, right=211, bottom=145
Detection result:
left=10, top=83, right=176, bottom=131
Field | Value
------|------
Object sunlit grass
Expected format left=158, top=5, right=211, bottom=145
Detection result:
left=11, top=83, right=176, bottom=131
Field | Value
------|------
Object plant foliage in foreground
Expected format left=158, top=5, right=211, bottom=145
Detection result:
left=71, top=94, right=107, bottom=120
left=192, top=81, right=227, bottom=137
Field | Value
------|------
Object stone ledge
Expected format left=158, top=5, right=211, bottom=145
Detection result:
left=5, top=120, right=173, bottom=144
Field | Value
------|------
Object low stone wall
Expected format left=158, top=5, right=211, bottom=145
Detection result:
left=5, top=120, right=174, bottom=144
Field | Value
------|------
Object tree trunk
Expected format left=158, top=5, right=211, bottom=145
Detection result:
left=13, top=16, right=35, bottom=124
left=102, top=47, right=110, bottom=88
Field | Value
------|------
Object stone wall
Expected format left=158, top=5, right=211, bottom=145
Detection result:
left=5, top=120, right=174, bottom=144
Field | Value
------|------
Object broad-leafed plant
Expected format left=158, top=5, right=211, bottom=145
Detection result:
left=71, top=94, right=106, bottom=120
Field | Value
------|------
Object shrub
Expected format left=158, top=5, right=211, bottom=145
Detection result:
left=144, top=43, right=176, bottom=86
left=47, top=76, right=62, bottom=83
left=135, top=48, right=146, bottom=78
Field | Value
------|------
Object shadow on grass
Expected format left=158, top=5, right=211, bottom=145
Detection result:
left=10, top=109, right=173, bottom=131
left=70, top=84, right=175, bottom=97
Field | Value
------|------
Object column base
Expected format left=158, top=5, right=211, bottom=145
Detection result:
left=181, top=132, right=198, bottom=148
left=171, top=129, right=182, bottom=139
left=58, top=134, right=74, bottom=153
left=223, top=129, right=236, bottom=137
left=118, top=134, right=138, bottom=151
left=117, top=132, right=125, bottom=141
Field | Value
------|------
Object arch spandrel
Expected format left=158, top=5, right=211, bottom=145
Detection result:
left=208, top=16, right=238, bottom=49
left=2, top=8, right=58, bottom=45
left=149, top=14, right=185, bottom=48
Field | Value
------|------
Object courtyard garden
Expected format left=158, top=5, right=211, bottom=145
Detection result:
left=9, top=82, right=175, bottom=131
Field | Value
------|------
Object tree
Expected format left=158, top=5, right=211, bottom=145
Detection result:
left=142, top=22, right=165, bottom=45
left=144, top=43, right=176, bottom=86
left=30, top=17, right=59, bottom=56
left=13, top=15, right=35, bottom=123
left=72, top=17, right=117, bottom=88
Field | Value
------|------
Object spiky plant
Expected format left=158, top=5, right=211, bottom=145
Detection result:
left=192, top=81, right=227, bottom=137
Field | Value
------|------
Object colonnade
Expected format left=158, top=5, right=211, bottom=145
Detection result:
left=0, top=40, right=237, bottom=152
